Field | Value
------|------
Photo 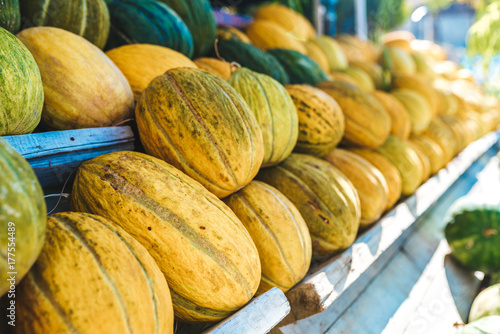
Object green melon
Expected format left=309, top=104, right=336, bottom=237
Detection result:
left=268, top=48, right=328, bottom=86
left=0, top=27, right=44, bottom=135
left=105, top=0, right=194, bottom=58
left=0, top=0, right=20, bottom=33
left=158, top=0, right=216, bottom=57
left=229, top=67, right=298, bottom=167
left=469, top=284, right=500, bottom=322
left=20, top=0, right=110, bottom=49
left=0, top=138, right=47, bottom=297
left=214, top=39, right=289, bottom=85
left=256, top=153, right=361, bottom=260
left=445, top=195, right=500, bottom=273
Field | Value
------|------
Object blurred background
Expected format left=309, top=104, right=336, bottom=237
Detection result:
left=211, top=0, right=500, bottom=95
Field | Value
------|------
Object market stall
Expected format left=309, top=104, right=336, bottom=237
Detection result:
left=1, top=0, right=499, bottom=333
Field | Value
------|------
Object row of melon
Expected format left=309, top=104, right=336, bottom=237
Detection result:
left=2, top=59, right=498, bottom=334
left=0, top=0, right=217, bottom=58
left=3, top=5, right=500, bottom=333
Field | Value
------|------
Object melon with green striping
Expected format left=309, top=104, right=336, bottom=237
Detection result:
left=135, top=67, right=264, bottom=198
left=324, top=148, right=389, bottom=227
left=268, top=48, right=328, bottom=86
left=348, top=148, right=402, bottom=210
left=20, top=0, right=110, bottom=49
left=445, top=195, right=500, bottom=274
left=285, top=84, right=345, bottom=157
left=224, top=181, right=312, bottom=294
left=0, top=27, right=44, bottom=135
left=105, top=0, right=194, bottom=57
left=15, top=212, right=174, bottom=334
left=257, top=153, right=361, bottom=260
left=0, top=0, right=20, bottom=33
left=0, top=138, right=47, bottom=297
left=70, top=151, right=261, bottom=323
left=157, top=0, right=216, bottom=57
left=229, top=67, right=298, bottom=167
left=214, top=39, right=290, bottom=85
left=375, top=136, right=424, bottom=196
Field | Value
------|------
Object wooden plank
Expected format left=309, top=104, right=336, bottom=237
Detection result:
left=4, top=127, right=135, bottom=188
left=275, top=132, right=499, bottom=333
left=176, top=288, right=290, bottom=334
left=275, top=273, right=334, bottom=328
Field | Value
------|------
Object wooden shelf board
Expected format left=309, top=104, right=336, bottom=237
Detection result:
left=4, top=126, right=135, bottom=188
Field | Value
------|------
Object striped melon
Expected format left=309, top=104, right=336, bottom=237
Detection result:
left=105, top=0, right=194, bottom=58
left=382, top=47, right=416, bottom=75
left=15, top=212, right=174, bottom=333
left=257, top=153, right=361, bottom=260
left=0, top=0, right=20, bottom=33
left=214, top=39, right=289, bottom=85
left=350, top=60, right=384, bottom=90
left=71, top=151, right=261, bottom=323
left=224, top=181, right=312, bottom=294
left=392, top=73, right=440, bottom=116
left=16, top=27, right=134, bottom=130
left=325, top=148, right=389, bottom=227
left=409, top=134, right=446, bottom=174
left=135, top=67, right=264, bottom=198
left=318, top=81, right=391, bottom=148
left=0, top=27, right=44, bottom=135
left=391, top=89, right=432, bottom=135
left=0, top=138, right=46, bottom=297
left=20, top=0, right=110, bottom=49
left=158, top=0, right=216, bottom=57
left=268, top=48, right=328, bottom=86
left=423, top=117, right=457, bottom=164
left=348, top=148, right=402, bottom=210
left=229, top=67, right=298, bottom=167
left=106, top=44, right=197, bottom=100
left=376, top=136, right=424, bottom=196
left=407, top=141, right=431, bottom=183
left=341, top=67, right=375, bottom=92
left=285, top=84, right=345, bottom=157
left=304, top=40, right=330, bottom=73
left=445, top=195, right=500, bottom=274
left=440, top=115, right=468, bottom=154
left=310, top=35, right=348, bottom=71
left=373, top=90, right=411, bottom=140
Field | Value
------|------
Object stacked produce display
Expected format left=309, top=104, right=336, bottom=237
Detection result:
left=1, top=0, right=500, bottom=333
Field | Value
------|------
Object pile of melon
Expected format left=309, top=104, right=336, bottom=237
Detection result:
left=1, top=1, right=500, bottom=333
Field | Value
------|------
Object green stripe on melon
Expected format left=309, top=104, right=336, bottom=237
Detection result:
left=0, top=27, right=44, bottom=135
left=445, top=195, right=500, bottom=274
